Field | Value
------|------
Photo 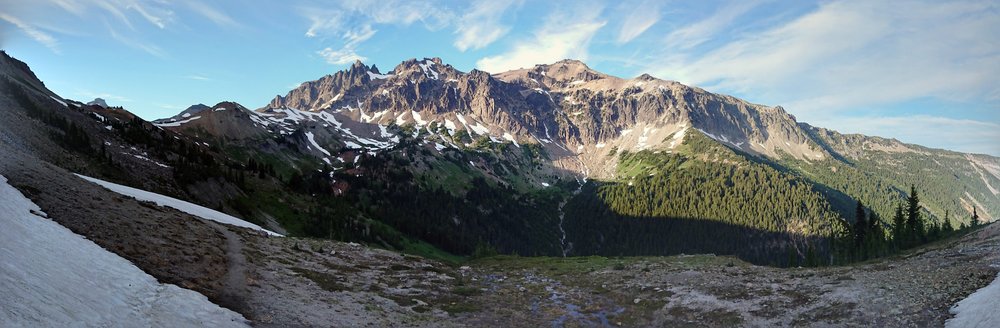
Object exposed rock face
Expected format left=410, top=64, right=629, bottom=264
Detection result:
left=154, top=102, right=270, bottom=140
left=87, top=98, right=109, bottom=108
left=151, top=57, right=1000, bottom=221
left=153, top=104, right=210, bottom=124
left=258, top=57, right=829, bottom=178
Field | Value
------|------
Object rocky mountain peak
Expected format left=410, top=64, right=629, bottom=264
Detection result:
left=181, top=104, right=210, bottom=115
left=350, top=59, right=366, bottom=70
left=212, top=101, right=246, bottom=111
left=87, top=98, right=109, bottom=108
left=0, top=51, right=55, bottom=98
left=544, top=59, right=605, bottom=82
left=257, top=56, right=833, bottom=170
left=390, top=58, right=461, bottom=81
left=635, top=73, right=657, bottom=81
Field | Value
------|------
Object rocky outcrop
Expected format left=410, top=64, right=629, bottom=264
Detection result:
left=257, top=57, right=830, bottom=166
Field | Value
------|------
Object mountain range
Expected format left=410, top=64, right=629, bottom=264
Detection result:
left=1, top=50, right=997, bottom=264
left=3, top=49, right=1000, bottom=326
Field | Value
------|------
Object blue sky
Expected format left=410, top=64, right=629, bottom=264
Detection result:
left=1, top=0, right=997, bottom=155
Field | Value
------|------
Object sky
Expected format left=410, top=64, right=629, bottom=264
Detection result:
left=1, top=0, right=997, bottom=156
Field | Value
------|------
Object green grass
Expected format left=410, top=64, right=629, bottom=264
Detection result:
left=440, top=302, right=480, bottom=314
left=472, top=254, right=750, bottom=275
left=290, top=267, right=352, bottom=292
left=452, top=286, right=481, bottom=297
left=471, top=255, right=623, bottom=276
left=401, top=238, right=465, bottom=265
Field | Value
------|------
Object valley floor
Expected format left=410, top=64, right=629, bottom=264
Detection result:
left=1, top=144, right=998, bottom=327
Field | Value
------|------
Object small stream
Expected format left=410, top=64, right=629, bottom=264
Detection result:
left=557, top=179, right=584, bottom=257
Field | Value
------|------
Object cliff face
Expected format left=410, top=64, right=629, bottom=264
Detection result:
left=260, top=57, right=829, bottom=168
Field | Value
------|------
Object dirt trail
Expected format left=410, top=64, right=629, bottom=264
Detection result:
left=206, top=222, right=251, bottom=316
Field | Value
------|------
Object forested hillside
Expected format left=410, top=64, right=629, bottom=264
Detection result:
left=793, top=124, right=999, bottom=227
left=564, top=131, right=841, bottom=265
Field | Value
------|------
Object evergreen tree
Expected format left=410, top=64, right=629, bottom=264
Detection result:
left=853, top=200, right=867, bottom=258
left=971, top=207, right=980, bottom=228
left=927, top=219, right=941, bottom=241
left=905, top=185, right=924, bottom=246
left=942, top=210, right=954, bottom=234
left=867, top=210, right=886, bottom=257
left=891, top=204, right=906, bottom=249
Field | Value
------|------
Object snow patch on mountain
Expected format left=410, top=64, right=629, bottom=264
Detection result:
left=947, top=271, right=1000, bottom=328
left=503, top=133, right=520, bottom=148
left=669, top=128, right=687, bottom=149
left=471, top=122, right=491, bottom=136
left=418, top=60, right=439, bottom=80
left=49, top=96, right=67, bottom=107
left=75, top=174, right=281, bottom=236
left=154, top=116, right=201, bottom=127
left=0, top=175, right=248, bottom=327
left=305, top=132, right=331, bottom=156
left=367, top=71, right=391, bottom=80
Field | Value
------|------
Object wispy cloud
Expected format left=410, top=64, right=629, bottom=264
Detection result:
left=183, top=1, right=240, bottom=28
left=303, top=0, right=453, bottom=38
left=0, top=12, right=60, bottom=52
left=663, top=1, right=763, bottom=49
left=126, top=1, right=173, bottom=29
left=453, top=0, right=522, bottom=51
left=650, top=0, right=1000, bottom=116
left=302, top=0, right=453, bottom=65
left=476, top=3, right=607, bottom=72
left=304, top=9, right=344, bottom=38
left=105, top=18, right=167, bottom=58
left=337, top=0, right=453, bottom=30
left=616, top=0, right=660, bottom=44
left=2, top=0, right=181, bottom=55
left=184, top=75, right=211, bottom=81
left=317, top=24, right=376, bottom=65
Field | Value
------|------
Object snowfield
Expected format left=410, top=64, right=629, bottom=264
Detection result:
left=75, top=174, right=282, bottom=236
left=0, top=175, right=249, bottom=327
left=947, top=271, right=1000, bottom=328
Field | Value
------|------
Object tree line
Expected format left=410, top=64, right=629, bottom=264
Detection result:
left=834, top=185, right=984, bottom=264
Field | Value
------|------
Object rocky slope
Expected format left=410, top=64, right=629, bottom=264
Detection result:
left=259, top=58, right=830, bottom=178
left=242, top=56, right=999, bottom=224
left=3, top=142, right=996, bottom=326
left=2, top=49, right=1000, bottom=327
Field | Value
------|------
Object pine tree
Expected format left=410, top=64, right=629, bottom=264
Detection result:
left=927, top=219, right=941, bottom=240
left=891, top=204, right=906, bottom=249
left=853, top=200, right=867, bottom=258
left=867, top=210, right=885, bottom=257
left=905, top=185, right=924, bottom=246
left=971, top=207, right=980, bottom=228
left=942, top=210, right=954, bottom=234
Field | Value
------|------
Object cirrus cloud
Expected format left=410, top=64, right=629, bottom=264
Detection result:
left=476, top=3, right=607, bottom=73
left=453, top=0, right=523, bottom=51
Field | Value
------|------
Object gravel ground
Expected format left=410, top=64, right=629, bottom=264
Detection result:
left=3, top=140, right=997, bottom=327
left=458, top=223, right=999, bottom=327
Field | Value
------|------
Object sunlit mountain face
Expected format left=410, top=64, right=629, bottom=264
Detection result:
left=1, top=1, right=998, bottom=327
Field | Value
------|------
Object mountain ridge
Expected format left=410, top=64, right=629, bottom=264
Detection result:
left=152, top=55, right=999, bottom=225
left=1, top=50, right=995, bottom=265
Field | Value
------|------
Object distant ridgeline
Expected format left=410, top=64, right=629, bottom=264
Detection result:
left=1, top=51, right=995, bottom=267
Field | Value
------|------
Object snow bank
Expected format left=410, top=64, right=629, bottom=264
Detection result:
left=0, top=175, right=249, bottom=327
left=947, top=271, right=1000, bottom=328
left=154, top=115, right=201, bottom=127
left=305, top=132, right=331, bottom=156
left=74, top=174, right=281, bottom=236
